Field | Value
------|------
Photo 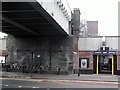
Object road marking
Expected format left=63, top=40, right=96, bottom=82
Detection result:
left=5, top=85, right=8, bottom=87
left=2, top=84, right=40, bottom=88
left=32, top=87, right=39, bottom=88
left=18, top=86, right=22, bottom=88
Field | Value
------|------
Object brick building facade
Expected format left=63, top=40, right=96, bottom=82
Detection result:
left=78, top=36, right=120, bottom=75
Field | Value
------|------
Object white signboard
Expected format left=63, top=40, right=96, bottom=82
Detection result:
left=0, top=56, right=5, bottom=63
left=81, top=59, right=87, bottom=69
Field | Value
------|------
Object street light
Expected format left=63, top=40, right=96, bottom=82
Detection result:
left=37, top=54, right=41, bottom=73
left=37, top=55, right=40, bottom=58
left=73, top=51, right=80, bottom=76
left=30, top=51, right=34, bottom=78
left=73, top=52, right=77, bottom=54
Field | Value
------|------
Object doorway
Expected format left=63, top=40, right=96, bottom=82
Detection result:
left=99, top=55, right=112, bottom=74
left=93, top=55, right=117, bottom=75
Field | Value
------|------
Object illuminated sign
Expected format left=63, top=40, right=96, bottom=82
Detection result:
left=108, top=51, right=116, bottom=54
left=103, top=52, right=107, bottom=54
left=93, top=51, right=116, bottom=55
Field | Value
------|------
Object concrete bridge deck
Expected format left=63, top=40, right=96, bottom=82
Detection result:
left=1, top=1, right=71, bottom=36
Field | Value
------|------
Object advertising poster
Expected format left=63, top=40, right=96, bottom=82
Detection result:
left=81, top=59, right=87, bottom=69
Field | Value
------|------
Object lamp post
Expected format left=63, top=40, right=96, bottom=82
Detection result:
left=30, top=51, right=34, bottom=78
left=36, top=54, right=40, bottom=73
left=73, top=51, right=80, bottom=76
left=30, top=52, right=40, bottom=78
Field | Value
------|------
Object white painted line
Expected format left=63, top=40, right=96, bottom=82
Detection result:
left=32, top=87, right=39, bottom=88
left=5, top=85, right=8, bottom=87
left=18, top=86, right=22, bottom=88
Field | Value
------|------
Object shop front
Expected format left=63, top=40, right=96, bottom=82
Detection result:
left=93, top=51, right=117, bottom=75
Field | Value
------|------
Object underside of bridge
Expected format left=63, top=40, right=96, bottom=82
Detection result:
left=1, top=2, right=80, bottom=74
left=1, top=2, right=68, bottom=36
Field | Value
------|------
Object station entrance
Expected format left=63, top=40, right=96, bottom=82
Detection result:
left=93, top=51, right=117, bottom=75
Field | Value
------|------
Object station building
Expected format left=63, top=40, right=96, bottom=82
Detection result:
left=78, top=36, right=120, bottom=75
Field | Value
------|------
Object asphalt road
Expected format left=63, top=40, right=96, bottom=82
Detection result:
left=1, top=78, right=119, bottom=89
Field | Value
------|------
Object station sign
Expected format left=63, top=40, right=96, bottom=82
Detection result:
left=93, top=51, right=116, bottom=55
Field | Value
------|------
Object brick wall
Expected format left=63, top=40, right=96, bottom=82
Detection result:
left=79, top=50, right=120, bottom=71
left=79, top=51, right=93, bottom=69
left=117, top=50, right=120, bottom=70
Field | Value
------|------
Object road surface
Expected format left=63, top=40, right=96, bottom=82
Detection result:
left=1, top=78, right=119, bottom=89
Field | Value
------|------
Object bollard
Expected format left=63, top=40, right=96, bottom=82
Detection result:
left=78, top=68, right=80, bottom=76
left=58, top=67, right=60, bottom=75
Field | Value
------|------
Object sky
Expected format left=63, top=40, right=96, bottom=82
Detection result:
left=68, top=0, right=120, bottom=36
left=0, top=0, right=120, bottom=37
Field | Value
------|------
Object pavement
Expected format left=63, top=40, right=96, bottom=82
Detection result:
left=0, top=71, right=120, bottom=83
